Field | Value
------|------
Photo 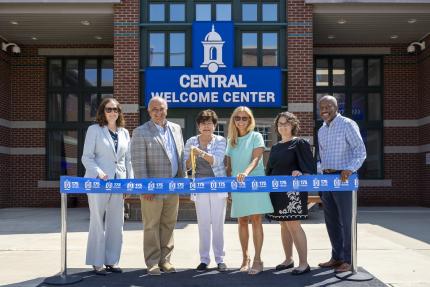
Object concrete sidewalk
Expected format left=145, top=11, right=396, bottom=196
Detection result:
left=0, top=207, right=429, bottom=287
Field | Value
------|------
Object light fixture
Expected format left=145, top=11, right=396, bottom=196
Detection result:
left=390, top=35, right=398, bottom=40
left=31, top=37, right=38, bottom=41
left=407, top=19, right=417, bottom=24
left=1, top=42, right=21, bottom=54
left=94, top=35, right=103, bottom=40
left=337, top=19, right=346, bottom=25
left=328, top=35, right=336, bottom=40
left=407, top=41, right=426, bottom=53
left=80, top=20, right=90, bottom=26
left=10, top=20, right=18, bottom=25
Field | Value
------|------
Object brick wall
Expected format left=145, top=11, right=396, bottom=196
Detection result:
left=114, top=0, right=140, bottom=131
left=0, top=50, right=10, bottom=207
left=287, top=0, right=314, bottom=138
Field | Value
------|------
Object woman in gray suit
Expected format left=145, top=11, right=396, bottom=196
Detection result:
left=82, top=98, right=133, bottom=275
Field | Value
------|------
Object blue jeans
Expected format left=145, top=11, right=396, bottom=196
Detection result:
left=321, top=191, right=352, bottom=264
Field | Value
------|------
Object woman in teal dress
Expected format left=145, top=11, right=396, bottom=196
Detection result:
left=226, top=106, right=274, bottom=275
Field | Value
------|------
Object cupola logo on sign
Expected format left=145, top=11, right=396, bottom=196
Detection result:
left=145, top=22, right=282, bottom=108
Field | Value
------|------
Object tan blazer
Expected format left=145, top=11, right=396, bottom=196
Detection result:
left=131, top=120, right=184, bottom=197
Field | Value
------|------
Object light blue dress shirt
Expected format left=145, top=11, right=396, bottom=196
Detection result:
left=155, top=121, right=179, bottom=177
left=318, top=114, right=367, bottom=172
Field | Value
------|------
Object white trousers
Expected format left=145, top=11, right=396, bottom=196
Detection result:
left=194, top=194, right=227, bottom=265
left=86, top=193, right=124, bottom=267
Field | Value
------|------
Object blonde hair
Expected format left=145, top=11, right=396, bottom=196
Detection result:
left=227, top=106, right=256, bottom=148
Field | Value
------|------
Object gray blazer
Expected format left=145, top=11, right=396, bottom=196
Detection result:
left=131, top=121, right=184, bottom=196
left=82, top=124, right=134, bottom=179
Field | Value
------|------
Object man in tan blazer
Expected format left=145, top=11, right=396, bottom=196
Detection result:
left=130, top=96, right=184, bottom=276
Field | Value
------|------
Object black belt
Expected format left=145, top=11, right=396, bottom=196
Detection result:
left=323, top=169, right=342, bottom=174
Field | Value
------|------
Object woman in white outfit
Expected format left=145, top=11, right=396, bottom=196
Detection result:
left=81, top=98, right=133, bottom=275
left=184, top=110, right=228, bottom=272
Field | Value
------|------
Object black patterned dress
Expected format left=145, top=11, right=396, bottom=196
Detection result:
left=266, top=138, right=316, bottom=221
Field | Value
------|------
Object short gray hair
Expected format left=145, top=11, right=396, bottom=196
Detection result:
left=148, top=96, right=168, bottom=110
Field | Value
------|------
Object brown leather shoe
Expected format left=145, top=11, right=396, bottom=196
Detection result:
left=147, top=265, right=161, bottom=276
left=318, top=258, right=343, bottom=268
left=159, top=262, right=176, bottom=273
left=335, top=262, right=351, bottom=273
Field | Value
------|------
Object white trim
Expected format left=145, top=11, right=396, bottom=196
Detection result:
left=0, top=119, right=46, bottom=129
left=0, top=146, right=45, bottom=155
left=360, top=179, right=392, bottom=187
left=384, top=144, right=430, bottom=154
left=38, top=48, right=113, bottom=56
left=37, top=180, right=60, bottom=188
left=314, top=47, right=391, bottom=55
left=384, top=116, right=430, bottom=127
left=288, top=103, right=314, bottom=112
left=122, top=104, right=139, bottom=114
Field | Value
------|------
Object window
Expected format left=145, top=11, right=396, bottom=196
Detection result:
left=255, top=124, right=272, bottom=147
left=314, top=56, right=383, bottom=179
left=195, top=2, right=232, bottom=21
left=241, top=32, right=279, bottom=67
left=262, top=3, right=278, bottom=22
left=170, top=3, right=185, bottom=22
left=149, top=32, right=186, bottom=67
left=242, top=2, right=279, bottom=22
left=47, top=58, right=113, bottom=179
left=242, top=3, right=257, bottom=21
left=149, top=2, right=186, bottom=22
left=216, top=4, right=231, bottom=21
left=149, top=33, right=165, bottom=66
left=149, top=3, right=165, bottom=21
left=214, top=121, right=226, bottom=137
left=196, top=3, right=211, bottom=21
left=242, top=33, right=257, bottom=66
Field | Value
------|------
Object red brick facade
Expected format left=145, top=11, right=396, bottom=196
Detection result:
left=114, top=0, right=140, bottom=132
left=287, top=0, right=314, bottom=141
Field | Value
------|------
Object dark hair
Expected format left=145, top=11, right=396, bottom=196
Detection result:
left=195, top=109, right=218, bottom=126
left=274, top=112, right=300, bottom=137
left=96, top=98, right=125, bottom=127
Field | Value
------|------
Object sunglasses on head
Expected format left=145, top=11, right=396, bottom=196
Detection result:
left=105, top=107, right=119, bottom=113
left=234, top=116, right=249, bottom=122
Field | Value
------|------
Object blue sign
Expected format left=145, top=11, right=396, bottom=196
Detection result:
left=145, top=22, right=282, bottom=108
left=60, top=174, right=359, bottom=194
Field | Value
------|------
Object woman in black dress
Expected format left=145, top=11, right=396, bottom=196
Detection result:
left=266, top=112, right=316, bottom=275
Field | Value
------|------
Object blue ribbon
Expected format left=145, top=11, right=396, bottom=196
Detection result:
left=60, top=174, right=358, bottom=194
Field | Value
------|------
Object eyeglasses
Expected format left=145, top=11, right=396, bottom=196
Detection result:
left=234, top=116, right=249, bottom=122
left=105, top=107, right=119, bottom=113
left=277, top=123, right=290, bottom=127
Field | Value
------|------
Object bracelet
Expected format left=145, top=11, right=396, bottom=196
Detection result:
left=198, top=151, right=206, bottom=158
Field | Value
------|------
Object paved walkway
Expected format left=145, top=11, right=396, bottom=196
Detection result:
left=0, top=207, right=429, bottom=287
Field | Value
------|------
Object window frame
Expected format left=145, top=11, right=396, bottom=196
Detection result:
left=46, top=57, right=113, bottom=180
left=314, top=55, right=384, bottom=179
